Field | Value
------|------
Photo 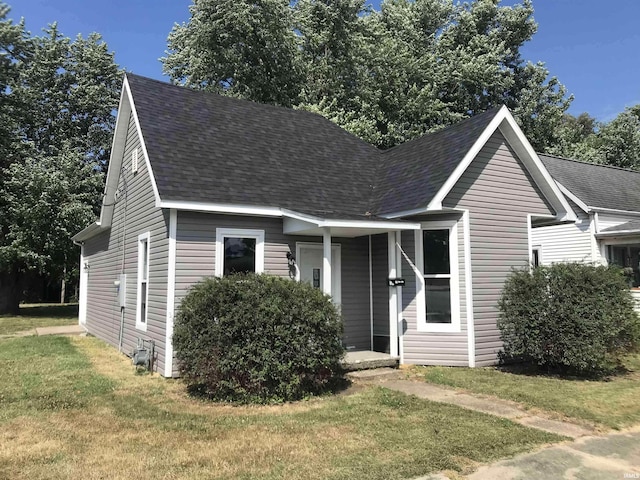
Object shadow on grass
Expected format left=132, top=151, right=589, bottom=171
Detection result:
left=17, top=304, right=79, bottom=318
left=184, top=374, right=354, bottom=405
left=496, top=359, right=633, bottom=382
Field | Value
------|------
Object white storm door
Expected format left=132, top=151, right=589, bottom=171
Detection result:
left=297, top=243, right=341, bottom=305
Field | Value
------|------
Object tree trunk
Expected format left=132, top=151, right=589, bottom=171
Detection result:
left=0, top=270, right=20, bottom=315
left=60, top=264, right=66, bottom=304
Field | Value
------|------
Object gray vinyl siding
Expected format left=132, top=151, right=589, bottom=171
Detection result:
left=83, top=111, right=170, bottom=374
left=174, top=212, right=371, bottom=374
left=401, top=213, right=468, bottom=366
left=443, top=130, right=555, bottom=366
left=371, top=233, right=389, bottom=341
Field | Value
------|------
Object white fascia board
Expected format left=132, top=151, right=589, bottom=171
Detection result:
left=555, top=182, right=589, bottom=214
left=596, top=229, right=640, bottom=238
left=320, top=219, right=420, bottom=230
left=590, top=207, right=640, bottom=217
left=99, top=78, right=130, bottom=228
left=159, top=200, right=283, bottom=217
left=281, top=208, right=420, bottom=231
left=124, top=75, right=162, bottom=209
left=496, top=114, right=577, bottom=222
left=380, top=206, right=431, bottom=220
left=72, top=222, right=106, bottom=243
left=426, top=106, right=510, bottom=211
left=424, top=105, right=576, bottom=223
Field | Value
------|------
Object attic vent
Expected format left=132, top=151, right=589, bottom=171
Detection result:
left=131, top=147, right=139, bottom=174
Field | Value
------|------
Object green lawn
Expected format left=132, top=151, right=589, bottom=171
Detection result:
left=0, top=303, right=78, bottom=335
left=0, top=335, right=563, bottom=480
left=416, top=356, right=640, bottom=430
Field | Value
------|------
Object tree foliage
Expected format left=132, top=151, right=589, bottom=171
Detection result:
left=0, top=4, right=122, bottom=312
left=549, top=106, right=640, bottom=170
left=163, top=0, right=572, bottom=150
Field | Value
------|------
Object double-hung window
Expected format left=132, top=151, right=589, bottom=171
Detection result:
left=416, top=220, right=460, bottom=332
left=215, top=228, right=265, bottom=276
left=136, top=232, right=150, bottom=331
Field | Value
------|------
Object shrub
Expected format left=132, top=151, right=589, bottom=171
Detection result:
left=173, top=273, right=345, bottom=403
left=498, top=263, right=640, bottom=377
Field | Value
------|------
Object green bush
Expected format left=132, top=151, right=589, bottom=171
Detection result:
left=498, top=263, right=640, bottom=377
left=173, top=273, right=345, bottom=403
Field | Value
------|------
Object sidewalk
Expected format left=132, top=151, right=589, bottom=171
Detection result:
left=0, top=324, right=85, bottom=339
left=349, top=370, right=640, bottom=479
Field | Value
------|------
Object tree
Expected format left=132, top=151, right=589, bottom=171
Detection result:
left=0, top=4, right=122, bottom=313
left=0, top=145, right=103, bottom=312
left=589, top=106, right=640, bottom=170
left=163, top=0, right=303, bottom=107
left=545, top=107, right=640, bottom=171
left=163, top=0, right=572, bottom=149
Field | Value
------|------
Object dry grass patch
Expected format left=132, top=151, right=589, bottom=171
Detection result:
left=0, top=335, right=564, bottom=479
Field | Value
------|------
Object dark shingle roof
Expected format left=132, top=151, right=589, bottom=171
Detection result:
left=371, top=109, right=500, bottom=214
left=539, top=154, right=640, bottom=213
left=127, top=74, right=380, bottom=217
left=126, top=74, right=504, bottom=217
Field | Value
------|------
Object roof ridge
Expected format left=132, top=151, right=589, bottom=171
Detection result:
left=126, top=72, right=358, bottom=127
left=539, top=152, right=640, bottom=175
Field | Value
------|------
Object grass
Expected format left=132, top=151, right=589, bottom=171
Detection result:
left=0, top=335, right=563, bottom=480
left=416, top=355, right=640, bottom=430
left=0, top=303, right=78, bottom=336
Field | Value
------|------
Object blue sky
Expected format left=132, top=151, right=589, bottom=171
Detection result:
left=7, top=0, right=640, bottom=121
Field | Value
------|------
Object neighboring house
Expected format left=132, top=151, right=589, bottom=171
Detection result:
left=531, top=154, right=640, bottom=306
left=73, top=74, right=575, bottom=377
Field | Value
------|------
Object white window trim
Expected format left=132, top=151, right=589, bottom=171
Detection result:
left=215, top=228, right=265, bottom=277
left=136, top=232, right=150, bottom=331
left=415, top=220, right=461, bottom=333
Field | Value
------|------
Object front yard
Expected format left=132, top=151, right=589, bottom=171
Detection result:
left=416, top=356, right=640, bottom=430
left=0, top=335, right=561, bottom=480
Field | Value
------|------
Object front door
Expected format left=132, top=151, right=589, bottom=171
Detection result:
left=297, top=243, right=341, bottom=305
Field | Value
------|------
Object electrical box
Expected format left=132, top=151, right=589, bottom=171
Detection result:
left=114, top=274, right=126, bottom=308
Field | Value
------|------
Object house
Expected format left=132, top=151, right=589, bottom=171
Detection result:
left=531, top=154, right=640, bottom=306
left=73, top=74, right=575, bottom=377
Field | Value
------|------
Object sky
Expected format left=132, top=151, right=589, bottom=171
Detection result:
left=7, top=0, right=640, bottom=121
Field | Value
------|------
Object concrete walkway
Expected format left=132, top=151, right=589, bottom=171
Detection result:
left=349, top=370, right=595, bottom=438
left=1, top=324, right=85, bottom=339
left=349, top=370, right=640, bottom=479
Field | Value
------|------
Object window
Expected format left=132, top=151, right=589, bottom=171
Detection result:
left=415, top=220, right=460, bottom=332
left=136, top=232, right=150, bottom=330
left=531, top=246, right=541, bottom=267
left=215, top=228, right=265, bottom=277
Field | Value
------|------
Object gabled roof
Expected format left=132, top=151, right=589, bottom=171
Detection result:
left=371, top=108, right=500, bottom=215
left=127, top=74, right=380, bottom=218
left=539, top=154, right=640, bottom=214
left=75, top=74, right=576, bottom=241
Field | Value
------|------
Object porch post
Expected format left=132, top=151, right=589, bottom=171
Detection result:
left=322, top=228, right=332, bottom=296
left=388, top=231, right=399, bottom=357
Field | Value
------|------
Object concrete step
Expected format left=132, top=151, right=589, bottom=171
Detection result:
left=346, top=367, right=403, bottom=381
left=341, top=351, right=399, bottom=372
